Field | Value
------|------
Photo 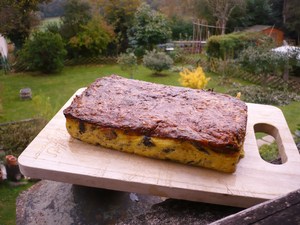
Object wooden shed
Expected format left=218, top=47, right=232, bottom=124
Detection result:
left=244, top=25, right=284, bottom=46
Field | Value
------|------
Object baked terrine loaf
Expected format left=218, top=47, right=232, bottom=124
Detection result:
left=63, top=75, right=248, bottom=173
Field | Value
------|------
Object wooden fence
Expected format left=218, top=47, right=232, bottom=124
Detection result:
left=10, top=56, right=118, bottom=72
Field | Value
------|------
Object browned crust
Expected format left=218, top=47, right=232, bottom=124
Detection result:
left=63, top=75, right=248, bottom=154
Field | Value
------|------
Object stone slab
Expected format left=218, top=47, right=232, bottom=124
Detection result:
left=16, top=180, right=242, bottom=225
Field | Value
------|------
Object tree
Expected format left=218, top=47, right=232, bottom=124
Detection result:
left=0, top=0, right=49, bottom=49
left=59, top=0, right=92, bottom=58
left=205, top=0, right=245, bottom=35
left=91, top=0, right=142, bottom=53
left=283, top=0, right=300, bottom=43
left=246, top=0, right=272, bottom=25
left=170, top=16, right=193, bottom=40
left=19, top=31, right=67, bottom=73
left=60, top=0, right=92, bottom=40
left=128, top=3, right=172, bottom=51
left=269, top=0, right=284, bottom=29
left=69, top=16, right=115, bottom=57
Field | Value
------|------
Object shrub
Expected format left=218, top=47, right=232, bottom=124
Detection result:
left=0, top=85, right=2, bottom=117
left=0, top=119, right=46, bottom=156
left=259, top=142, right=279, bottom=163
left=226, top=84, right=300, bottom=106
left=117, top=50, right=138, bottom=78
left=206, top=31, right=273, bottom=59
left=170, top=17, right=193, bottom=41
left=19, top=31, right=67, bottom=73
left=179, top=67, right=210, bottom=89
left=167, top=47, right=185, bottom=63
left=238, top=45, right=286, bottom=76
left=44, top=21, right=61, bottom=34
left=143, top=50, right=173, bottom=73
left=69, top=16, right=115, bottom=57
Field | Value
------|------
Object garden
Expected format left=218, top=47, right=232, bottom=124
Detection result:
left=1, top=0, right=300, bottom=224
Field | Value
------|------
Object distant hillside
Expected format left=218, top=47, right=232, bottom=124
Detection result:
left=39, top=0, right=65, bottom=18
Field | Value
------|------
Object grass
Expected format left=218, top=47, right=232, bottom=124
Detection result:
left=0, top=65, right=254, bottom=123
left=279, top=101, right=300, bottom=133
left=0, top=181, right=34, bottom=225
left=0, top=65, right=179, bottom=122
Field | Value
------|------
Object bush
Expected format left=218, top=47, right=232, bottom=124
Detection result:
left=143, top=50, right=173, bottom=73
left=167, top=47, right=185, bottom=63
left=238, top=45, right=286, bottom=76
left=226, top=84, right=300, bottom=106
left=69, top=16, right=115, bottom=57
left=118, top=50, right=137, bottom=78
left=170, top=17, right=193, bottom=41
left=259, top=142, right=279, bottom=163
left=206, top=31, right=273, bottom=59
left=179, top=67, right=210, bottom=89
left=44, top=21, right=61, bottom=34
left=0, top=119, right=46, bottom=156
left=19, top=31, right=67, bottom=73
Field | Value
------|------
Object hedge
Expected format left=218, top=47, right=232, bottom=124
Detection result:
left=205, top=31, right=273, bottom=59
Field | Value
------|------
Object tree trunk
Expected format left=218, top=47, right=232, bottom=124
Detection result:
left=283, top=63, right=289, bottom=81
left=221, top=21, right=226, bottom=35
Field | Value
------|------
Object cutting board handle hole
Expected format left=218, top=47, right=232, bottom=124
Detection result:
left=254, top=123, right=286, bottom=165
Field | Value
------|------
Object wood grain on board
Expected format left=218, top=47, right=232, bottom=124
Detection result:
left=19, top=88, right=300, bottom=208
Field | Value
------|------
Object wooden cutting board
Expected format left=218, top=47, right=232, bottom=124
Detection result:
left=18, top=88, right=300, bottom=208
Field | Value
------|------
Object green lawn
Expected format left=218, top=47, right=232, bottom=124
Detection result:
left=1, top=64, right=299, bottom=132
left=0, top=181, right=34, bottom=225
left=0, top=65, right=181, bottom=122
left=0, top=65, right=252, bottom=123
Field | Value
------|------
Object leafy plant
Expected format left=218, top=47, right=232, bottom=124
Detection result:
left=0, top=119, right=46, bottom=156
left=69, top=16, right=115, bottom=57
left=117, top=50, right=138, bottom=79
left=206, top=31, right=272, bottom=59
left=259, top=142, right=279, bottom=163
left=143, top=50, right=173, bottom=73
left=0, top=0, right=48, bottom=49
left=226, top=84, right=300, bottom=106
left=99, top=0, right=142, bottom=52
left=179, top=67, right=210, bottom=89
left=32, top=94, right=57, bottom=121
left=59, top=0, right=92, bottom=41
left=238, top=45, right=286, bottom=76
left=167, top=47, right=185, bottom=63
left=19, top=31, right=67, bottom=73
left=128, top=3, right=172, bottom=51
left=0, top=84, right=2, bottom=118
left=170, top=16, right=193, bottom=41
